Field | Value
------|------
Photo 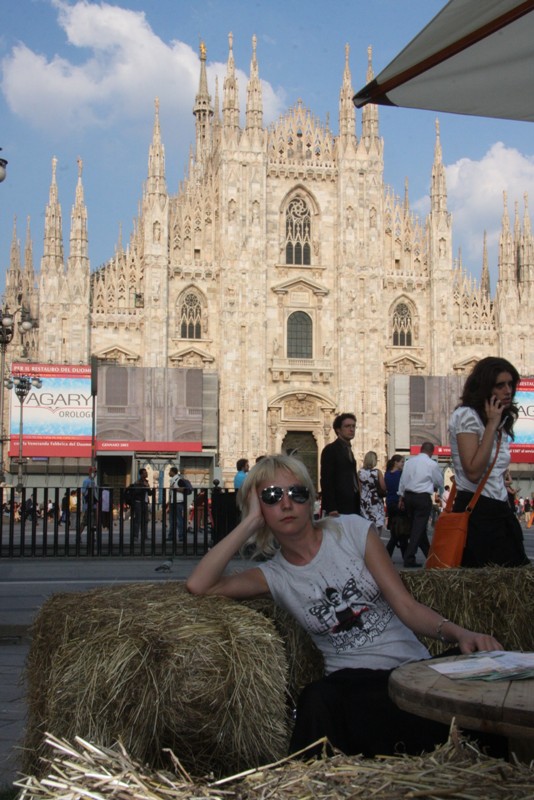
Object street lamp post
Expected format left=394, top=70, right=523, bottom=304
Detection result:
left=12, top=374, right=43, bottom=493
left=0, top=308, right=36, bottom=483
left=0, top=148, right=7, bottom=183
left=0, top=151, right=8, bottom=483
left=0, top=322, right=14, bottom=484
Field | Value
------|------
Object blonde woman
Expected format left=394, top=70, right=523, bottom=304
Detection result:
left=358, top=451, right=386, bottom=535
left=187, top=455, right=501, bottom=759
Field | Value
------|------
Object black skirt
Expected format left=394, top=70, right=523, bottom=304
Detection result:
left=453, top=491, right=529, bottom=568
left=289, top=667, right=450, bottom=758
left=289, top=664, right=507, bottom=759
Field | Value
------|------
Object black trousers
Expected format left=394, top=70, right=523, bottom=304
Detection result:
left=403, top=491, right=432, bottom=563
left=289, top=665, right=507, bottom=760
left=386, top=507, right=409, bottom=556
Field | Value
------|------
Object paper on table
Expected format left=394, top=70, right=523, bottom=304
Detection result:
left=428, top=651, right=534, bottom=681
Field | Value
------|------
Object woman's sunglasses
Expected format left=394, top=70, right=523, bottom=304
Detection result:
left=259, top=485, right=310, bottom=505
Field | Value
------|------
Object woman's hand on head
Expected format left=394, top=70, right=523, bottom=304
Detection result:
left=456, top=630, right=503, bottom=654
left=243, top=484, right=266, bottom=529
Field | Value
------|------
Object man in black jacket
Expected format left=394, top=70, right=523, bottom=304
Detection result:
left=131, top=467, right=151, bottom=539
left=320, top=413, right=361, bottom=516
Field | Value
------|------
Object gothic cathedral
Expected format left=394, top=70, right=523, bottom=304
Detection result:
left=3, top=39, right=533, bottom=486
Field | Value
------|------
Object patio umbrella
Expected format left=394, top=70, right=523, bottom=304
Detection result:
left=353, top=0, right=534, bottom=122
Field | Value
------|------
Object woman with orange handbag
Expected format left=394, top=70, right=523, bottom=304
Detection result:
left=448, top=357, right=529, bottom=568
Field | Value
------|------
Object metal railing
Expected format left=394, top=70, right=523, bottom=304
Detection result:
left=0, top=486, right=240, bottom=558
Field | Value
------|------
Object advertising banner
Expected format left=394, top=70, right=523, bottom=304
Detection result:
left=8, top=362, right=204, bottom=458
left=9, top=363, right=93, bottom=457
left=510, top=378, right=534, bottom=463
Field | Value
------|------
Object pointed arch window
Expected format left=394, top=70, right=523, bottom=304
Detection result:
left=392, top=302, right=412, bottom=347
left=287, top=311, right=312, bottom=358
left=285, top=197, right=311, bottom=265
left=179, top=291, right=203, bottom=339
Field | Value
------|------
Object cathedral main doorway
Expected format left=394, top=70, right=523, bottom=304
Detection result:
left=281, top=432, right=318, bottom=489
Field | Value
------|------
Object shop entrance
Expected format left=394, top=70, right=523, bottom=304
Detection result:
left=97, top=456, right=132, bottom=491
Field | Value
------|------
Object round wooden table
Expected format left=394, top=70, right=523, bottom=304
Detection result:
left=389, top=656, right=534, bottom=761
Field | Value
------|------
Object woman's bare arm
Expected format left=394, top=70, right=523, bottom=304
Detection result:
left=364, top=530, right=502, bottom=653
left=377, top=469, right=387, bottom=495
left=186, top=490, right=270, bottom=599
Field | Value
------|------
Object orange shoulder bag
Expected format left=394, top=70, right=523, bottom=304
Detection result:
left=425, top=432, right=502, bottom=569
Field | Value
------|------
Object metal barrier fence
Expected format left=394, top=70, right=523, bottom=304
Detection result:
left=0, top=486, right=240, bottom=558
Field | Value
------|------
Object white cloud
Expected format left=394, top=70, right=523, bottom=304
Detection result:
left=0, top=0, right=285, bottom=135
left=412, top=143, right=534, bottom=286
left=446, top=143, right=534, bottom=280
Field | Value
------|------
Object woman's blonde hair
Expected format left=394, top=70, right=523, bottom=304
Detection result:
left=238, top=454, right=317, bottom=558
left=362, top=450, right=377, bottom=469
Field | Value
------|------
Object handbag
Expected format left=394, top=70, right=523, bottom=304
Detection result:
left=375, top=470, right=387, bottom=498
left=393, top=512, right=411, bottom=539
left=426, top=432, right=502, bottom=569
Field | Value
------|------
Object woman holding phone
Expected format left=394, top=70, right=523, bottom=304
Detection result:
left=448, top=357, right=529, bottom=568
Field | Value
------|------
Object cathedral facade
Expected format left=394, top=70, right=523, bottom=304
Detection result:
left=3, top=39, right=534, bottom=488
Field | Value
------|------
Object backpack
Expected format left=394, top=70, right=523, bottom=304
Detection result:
left=178, top=476, right=193, bottom=496
left=124, top=484, right=136, bottom=505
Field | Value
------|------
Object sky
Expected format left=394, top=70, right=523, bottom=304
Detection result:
left=1, top=0, right=534, bottom=296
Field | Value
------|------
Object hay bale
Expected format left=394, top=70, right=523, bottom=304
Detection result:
left=23, top=568, right=534, bottom=785
left=24, top=583, right=290, bottom=779
left=243, top=597, right=323, bottom=698
left=16, top=729, right=534, bottom=800
left=401, top=566, right=534, bottom=655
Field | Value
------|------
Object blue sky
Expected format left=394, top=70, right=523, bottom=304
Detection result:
left=1, top=0, right=534, bottom=294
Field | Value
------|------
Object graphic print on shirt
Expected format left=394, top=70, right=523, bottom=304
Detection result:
left=308, top=574, right=393, bottom=653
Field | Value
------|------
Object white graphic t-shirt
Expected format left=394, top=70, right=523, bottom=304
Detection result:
left=258, top=515, right=429, bottom=674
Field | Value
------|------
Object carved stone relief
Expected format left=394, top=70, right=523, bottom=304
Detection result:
left=284, top=396, right=316, bottom=418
